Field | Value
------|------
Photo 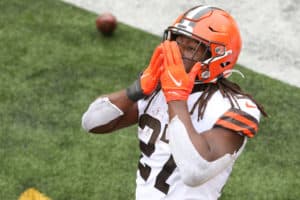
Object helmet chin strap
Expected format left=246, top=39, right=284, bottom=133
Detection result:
left=223, top=69, right=245, bottom=79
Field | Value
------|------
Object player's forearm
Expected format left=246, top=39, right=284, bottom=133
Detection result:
left=168, top=101, right=212, bottom=160
left=168, top=101, right=238, bottom=186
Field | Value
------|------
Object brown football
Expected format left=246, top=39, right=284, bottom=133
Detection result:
left=96, top=13, right=117, bottom=36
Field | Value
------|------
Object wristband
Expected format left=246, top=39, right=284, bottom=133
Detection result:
left=126, top=79, right=146, bottom=102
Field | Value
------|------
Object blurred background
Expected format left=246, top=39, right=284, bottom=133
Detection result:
left=0, top=0, right=299, bottom=199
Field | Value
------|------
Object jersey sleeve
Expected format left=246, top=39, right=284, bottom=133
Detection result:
left=213, top=108, right=259, bottom=138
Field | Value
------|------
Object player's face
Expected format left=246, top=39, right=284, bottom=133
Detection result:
left=175, top=35, right=209, bottom=72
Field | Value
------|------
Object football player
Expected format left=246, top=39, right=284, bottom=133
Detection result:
left=81, top=5, right=267, bottom=200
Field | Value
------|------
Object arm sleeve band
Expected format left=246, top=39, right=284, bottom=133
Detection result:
left=81, top=97, right=124, bottom=131
left=126, top=79, right=146, bottom=102
left=168, top=116, right=247, bottom=187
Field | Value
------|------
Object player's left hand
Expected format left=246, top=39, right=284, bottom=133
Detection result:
left=140, top=45, right=164, bottom=95
left=160, top=41, right=200, bottom=102
left=126, top=44, right=163, bottom=101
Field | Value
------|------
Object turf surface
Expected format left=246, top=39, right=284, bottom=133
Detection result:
left=0, top=0, right=299, bottom=199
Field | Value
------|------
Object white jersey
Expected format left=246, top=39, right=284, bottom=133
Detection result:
left=136, top=89, right=260, bottom=200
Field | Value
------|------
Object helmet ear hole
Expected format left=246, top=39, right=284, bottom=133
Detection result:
left=221, top=62, right=230, bottom=68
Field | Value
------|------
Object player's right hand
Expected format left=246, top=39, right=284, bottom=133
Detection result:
left=160, top=41, right=200, bottom=102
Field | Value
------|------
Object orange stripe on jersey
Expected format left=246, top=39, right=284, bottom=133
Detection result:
left=223, top=111, right=258, bottom=132
left=214, top=108, right=259, bottom=138
left=215, top=119, right=255, bottom=137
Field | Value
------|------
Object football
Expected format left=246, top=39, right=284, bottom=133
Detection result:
left=96, top=12, right=117, bottom=36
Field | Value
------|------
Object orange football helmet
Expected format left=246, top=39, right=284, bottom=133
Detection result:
left=163, top=5, right=242, bottom=83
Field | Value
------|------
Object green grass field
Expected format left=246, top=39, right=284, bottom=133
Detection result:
left=0, top=0, right=299, bottom=199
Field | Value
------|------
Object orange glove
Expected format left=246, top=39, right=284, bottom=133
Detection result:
left=160, top=41, right=200, bottom=102
left=140, top=45, right=164, bottom=95
left=126, top=45, right=163, bottom=101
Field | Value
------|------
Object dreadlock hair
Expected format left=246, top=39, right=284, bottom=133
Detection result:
left=143, top=78, right=267, bottom=121
left=190, top=78, right=268, bottom=121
